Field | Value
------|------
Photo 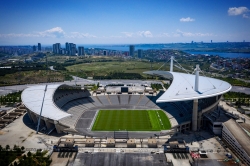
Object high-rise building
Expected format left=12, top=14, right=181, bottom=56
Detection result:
left=52, top=43, right=61, bottom=54
left=53, top=44, right=56, bottom=53
left=33, top=45, right=36, bottom=52
left=129, top=45, right=135, bottom=56
left=211, top=40, right=212, bottom=43
left=38, top=43, right=41, bottom=51
left=78, top=46, right=84, bottom=56
left=71, top=47, right=76, bottom=55
left=138, top=49, right=142, bottom=58
left=65, top=42, right=69, bottom=51
left=103, top=50, right=107, bottom=56
left=56, top=43, right=61, bottom=54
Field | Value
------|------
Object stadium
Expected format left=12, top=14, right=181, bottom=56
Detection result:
left=21, top=61, right=232, bottom=138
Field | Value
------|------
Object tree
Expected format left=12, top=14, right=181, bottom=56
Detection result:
left=14, top=161, right=17, bottom=166
left=0, top=145, right=2, bottom=151
left=6, top=144, right=10, bottom=150
left=27, top=151, right=32, bottom=157
left=23, top=154, right=27, bottom=160
left=21, top=146, right=25, bottom=151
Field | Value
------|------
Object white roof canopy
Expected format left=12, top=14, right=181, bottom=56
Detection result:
left=21, top=84, right=71, bottom=120
left=144, top=71, right=232, bottom=102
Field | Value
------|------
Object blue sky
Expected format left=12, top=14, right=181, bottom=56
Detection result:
left=0, top=0, right=250, bottom=45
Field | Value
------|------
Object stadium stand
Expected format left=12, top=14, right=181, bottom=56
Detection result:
left=120, top=95, right=129, bottom=105
left=129, top=95, right=141, bottom=105
left=108, top=95, right=119, bottom=105
left=51, top=86, right=219, bottom=132
left=96, top=96, right=111, bottom=105
left=137, top=95, right=150, bottom=106
left=89, top=96, right=103, bottom=107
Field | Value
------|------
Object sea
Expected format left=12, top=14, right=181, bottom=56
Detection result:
left=185, top=51, right=250, bottom=59
left=83, top=44, right=250, bottom=59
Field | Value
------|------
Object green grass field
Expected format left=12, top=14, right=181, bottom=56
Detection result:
left=92, top=110, right=171, bottom=131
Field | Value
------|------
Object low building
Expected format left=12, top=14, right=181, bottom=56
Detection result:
left=148, top=138, right=157, bottom=148
left=64, top=138, right=74, bottom=147
left=127, top=139, right=136, bottom=148
left=85, top=138, right=95, bottom=147
left=106, top=138, right=115, bottom=147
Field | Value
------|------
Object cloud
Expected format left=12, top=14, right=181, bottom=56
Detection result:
left=174, top=29, right=214, bottom=37
left=121, top=31, right=153, bottom=37
left=228, top=7, right=249, bottom=16
left=66, top=32, right=97, bottom=38
left=243, top=14, right=250, bottom=18
left=38, top=27, right=65, bottom=38
left=0, top=27, right=98, bottom=39
left=137, top=31, right=153, bottom=37
left=180, top=17, right=195, bottom=22
left=0, top=33, right=39, bottom=38
left=121, top=32, right=133, bottom=37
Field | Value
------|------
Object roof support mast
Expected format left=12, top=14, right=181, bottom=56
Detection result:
left=36, top=85, right=47, bottom=134
left=170, top=56, right=174, bottom=72
left=195, top=64, right=200, bottom=92
left=193, top=64, right=200, bottom=131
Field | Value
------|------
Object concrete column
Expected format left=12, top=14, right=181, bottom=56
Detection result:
left=192, top=99, right=198, bottom=131
left=44, top=118, right=53, bottom=129
left=54, top=120, right=62, bottom=133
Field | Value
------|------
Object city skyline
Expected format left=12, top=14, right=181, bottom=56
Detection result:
left=0, top=0, right=250, bottom=45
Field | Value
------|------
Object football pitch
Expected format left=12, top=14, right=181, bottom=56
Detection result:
left=92, top=110, right=171, bottom=131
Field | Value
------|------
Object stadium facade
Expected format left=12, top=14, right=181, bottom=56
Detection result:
left=21, top=66, right=231, bottom=136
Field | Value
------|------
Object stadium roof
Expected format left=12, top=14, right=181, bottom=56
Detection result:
left=21, top=84, right=71, bottom=120
left=144, top=71, right=232, bottom=102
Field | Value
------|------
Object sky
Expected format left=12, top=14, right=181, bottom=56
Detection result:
left=0, top=0, right=250, bottom=45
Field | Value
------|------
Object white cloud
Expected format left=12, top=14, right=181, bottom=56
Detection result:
left=137, top=31, right=153, bottom=37
left=0, top=27, right=98, bottom=39
left=66, top=32, right=96, bottom=38
left=121, top=31, right=153, bottom=38
left=121, top=32, right=133, bottom=37
left=243, top=14, right=250, bottom=18
left=180, top=17, right=195, bottom=22
left=228, top=7, right=249, bottom=16
left=0, top=33, right=39, bottom=38
left=174, top=29, right=214, bottom=37
left=38, top=27, right=65, bottom=38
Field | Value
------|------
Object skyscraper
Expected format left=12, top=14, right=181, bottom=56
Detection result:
left=52, top=43, right=61, bottom=54
left=78, top=46, right=84, bottom=56
left=56, top=43, right=61, bottom=54
left=32, top=45, right=36, bottom=52
left=71, top=47, right=76, bottom=56
left=38, top=43, right=41, bottom=51
left=138, top=49, right=142, bottom=58
left=129, top=45, right=135, bottom=56
left=65, top=42, right=69, bottom=51
left=103, top=50, right=107, bottom=56
left=52, top=44, right=56, bottom=53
